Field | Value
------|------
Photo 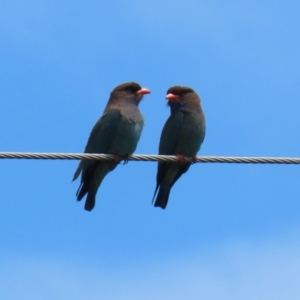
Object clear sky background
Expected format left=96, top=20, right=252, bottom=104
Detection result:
left=1, top=1, right=300, bottom=299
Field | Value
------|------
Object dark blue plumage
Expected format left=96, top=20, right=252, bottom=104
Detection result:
left=153, top=86, right=206, bottom=209
left=73, top=82, right=150, bottom=211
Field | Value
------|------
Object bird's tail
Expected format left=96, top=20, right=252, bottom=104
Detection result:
left=77, top=178, right=101, bottom=212
left=76, top=180, right=97, bottom=211
left=84, top=191, right=96, bottom=211
left=153, top=185, right=171, bottom=209
left=75, top=164, right=97, bottom=201
left=76, top=161, right=118, bottom=211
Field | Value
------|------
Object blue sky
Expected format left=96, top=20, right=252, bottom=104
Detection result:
left=1, top=1, right=300, bottom=299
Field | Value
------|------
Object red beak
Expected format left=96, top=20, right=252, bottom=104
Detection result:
left=166, top=93, right=180, bottom=101
left=136, top=88, right=151, bottom=95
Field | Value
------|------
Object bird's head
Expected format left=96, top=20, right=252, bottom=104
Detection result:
left=165, top=86, right=199, bottom=112
left=111, top=82, right=151, bottom=105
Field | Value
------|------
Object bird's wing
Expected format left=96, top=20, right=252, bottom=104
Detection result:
left=72, top=109, right=122, bottom=181
left=84, top=109, right=122, bottom=153
left=158, top=111, right=184, bottom=155
left=152, top=112, right=184, bottom=199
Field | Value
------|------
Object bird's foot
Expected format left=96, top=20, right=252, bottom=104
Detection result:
left=192, top=156, right=198, bottom=164
left=176, top=154, right=186, bottom=163
left=114, top=154, right=129, bottom=165
left=122, top=155, right=130, bottom=165
left=176, top=154, right=197, bottom=163
left=114, top=155, right=122, bottom=164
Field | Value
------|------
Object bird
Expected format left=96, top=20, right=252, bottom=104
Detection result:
left=153, top=86, right=205, bottom=209
left=73, top=82, right=150, bottom=211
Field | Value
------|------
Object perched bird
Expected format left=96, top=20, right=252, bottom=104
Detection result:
left=153, top=86, right=205, bottom=209
left=73, top=82, right=150, bottom=211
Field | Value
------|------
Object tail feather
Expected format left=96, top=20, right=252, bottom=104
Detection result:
left=152, top=184, right=159, bottom=204
left=76, top=180, right=89, bottom=201
left=72, top=162, right=82, bottom=182
left=74, top=161, right=118, bottom=211
left=84, top=191, right=96, bottom=211
left=75, top=164, right=97, bottom=201
left=154, top=185, right=171, bottom=209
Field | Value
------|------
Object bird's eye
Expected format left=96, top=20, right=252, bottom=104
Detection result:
left=124, top=87, right=136, bottom=93
left=181, top=90, right=191, bottom=97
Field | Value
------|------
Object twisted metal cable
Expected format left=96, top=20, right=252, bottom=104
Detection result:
left=0, top=152, right=300, bottom=164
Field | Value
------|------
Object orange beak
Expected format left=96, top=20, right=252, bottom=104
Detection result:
left=166, top=93, right=180, bottom=101
left=136, top=88, right=151, bottom=95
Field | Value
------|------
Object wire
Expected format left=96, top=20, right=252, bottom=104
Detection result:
left=0, top=152, right=300, bottom=164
